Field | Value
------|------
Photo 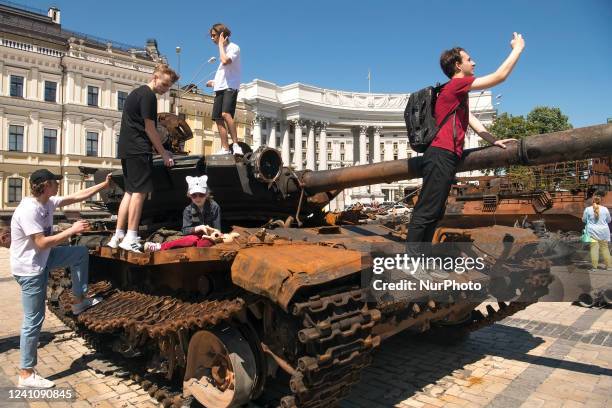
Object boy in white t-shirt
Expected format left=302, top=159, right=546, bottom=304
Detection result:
left=206, top=23, right=243, bottom=156
left=10, top=169, right=112, bottom=388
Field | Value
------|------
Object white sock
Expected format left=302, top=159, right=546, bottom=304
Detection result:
left=115, top=229, right=125, bottom=239
left=125, top=230, right=138, bottom=241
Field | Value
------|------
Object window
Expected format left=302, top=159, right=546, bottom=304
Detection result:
left=327, top=164, right=332, bottom=170
left=302, top=141, right=306, bottom=149
left=87, top=86, right=99, bottom=106
left=393, top=142, right=398, bottom=151
left=327, top=152, right=332, bottom=161
left=43, top=129, right=57, bottom=154
left=394, top=153, right=398, bottom=160
left=117, top=91, right=128, bottom=111
left=380, top=142, right=385, bottom=150
left=261, top=120, right=267, bottom=130
left=340, top=142, right=345, bottom=150
left=276, top=137, right=281, bottom=146
left=302, top=152, right=306, bottom=160
left=8, top=178, right=23, bottom=203
left=86, top=132, right=98, bottom=156
left=10, top=75, right=24, bottom=97
left=276, top=122, right=280, bottom=132
left=115, top=135, right=120, bottom=159
left=44, top=81, right=57, bottom=102
left=407, top=152, right=412, bottom=159
left=340, top=153, right=345, bottom=161
left=327, top=142, right=331, bottom=150
left=9, top=125, right=24, bottom=151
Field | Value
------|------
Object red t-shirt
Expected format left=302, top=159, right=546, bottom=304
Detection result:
left=430, top=76, right=475, bottom=158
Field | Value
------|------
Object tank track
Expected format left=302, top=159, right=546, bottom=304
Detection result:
left=279, top=288, right=382, bottom=408
left=47, top=270, right=245, bottom=408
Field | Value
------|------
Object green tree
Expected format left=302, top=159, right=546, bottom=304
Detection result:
left=526, top=106, right=572, bottom=134
left=481, top=107, right=573, bottom=184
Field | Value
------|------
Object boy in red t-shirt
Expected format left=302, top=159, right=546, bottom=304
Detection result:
left=406, top=32, right=525, bottom=249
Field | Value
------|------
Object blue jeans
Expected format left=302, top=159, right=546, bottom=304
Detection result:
left=14, top=246, right=89, bottom=369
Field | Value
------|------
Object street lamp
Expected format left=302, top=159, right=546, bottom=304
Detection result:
left=175, top=46, right=181, bottom=114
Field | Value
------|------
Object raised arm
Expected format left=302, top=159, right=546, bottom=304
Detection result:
left=218, top=33, right=232, bottom=65
left=471, top=33, right=525, bottom=91
left=59, top=174, right=111, bottom=207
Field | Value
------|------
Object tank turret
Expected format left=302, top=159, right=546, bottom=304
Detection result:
left=100, top=123, right=612, bottom=230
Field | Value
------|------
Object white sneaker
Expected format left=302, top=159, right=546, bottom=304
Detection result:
left=118, top=237, right=142, bottom=253
left=144, top=242, right=162, bottom=252
left=216, top=148, right=231, bottom=155
left=232, top=144, right=244, bottom=155
left=107, top=235, right=122, bottom=249
left=72, top=296, right=102, bottom=315
left=18, top=371, right=55, bottom=388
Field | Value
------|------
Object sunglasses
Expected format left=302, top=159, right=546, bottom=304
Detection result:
left=190, top=193, right=207, bottom=198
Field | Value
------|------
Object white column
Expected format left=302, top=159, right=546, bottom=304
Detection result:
left=268, top=119, right=277, bottom=149
left=28, top=67, right=39, bottom=100
left=373, top=126, right=382, bottom=163
left=0, top=108, right=5, bottom=151
left=306, top=121, right=316, bottom=170
left=373, top=126, right=382, bottom=195
left=359, top=125, right=368, bottom=165
left=28, top=112, right=39, bottom=153
left=318, top=122, right=328, bottom=170
left=281, top=121, right=290, bottom=165
left=0, top=60, right=4, bottom=95
left=252, top=115, right=262, bottom=150
left=293, top=119, right=303, bottom=170
left=103, top=120, right=113, bottom=158
left=66, top=71, right=75, bottom=104
left=103, top=78, right=112, bottom=109
left=75, top=73, right=83, bottom=104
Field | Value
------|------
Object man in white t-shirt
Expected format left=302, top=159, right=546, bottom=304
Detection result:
left=206, top=23, right=243, bottom=156
left=10, top=169, right=112, bottom=388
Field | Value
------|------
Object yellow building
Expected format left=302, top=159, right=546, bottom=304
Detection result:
left=171, top=87, right=253, bottom=155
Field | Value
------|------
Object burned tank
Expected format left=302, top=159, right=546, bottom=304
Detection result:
left=47, top=120, right=612, bottom=408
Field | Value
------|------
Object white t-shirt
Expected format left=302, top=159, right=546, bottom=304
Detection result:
left=213, top=42, right=241, bottom=91
left=10, top=196, right=63, bottom=276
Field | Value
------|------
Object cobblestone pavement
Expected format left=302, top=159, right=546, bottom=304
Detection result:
left=0, top=247, right=610, bottom=407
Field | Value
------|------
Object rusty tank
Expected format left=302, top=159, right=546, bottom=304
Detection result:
left=47, top=120, right=612, bottom=408
left=431, top=158, right=612, bottom=232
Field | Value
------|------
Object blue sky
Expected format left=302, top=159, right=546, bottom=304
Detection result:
left=15, top=0, right=612, bottom=127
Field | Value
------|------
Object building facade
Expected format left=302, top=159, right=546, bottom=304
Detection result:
left=0, top=2, right=170, bottom=213
left=239, top=79, right=495, bottom=209
left=170, top=87, right=253, bottom=156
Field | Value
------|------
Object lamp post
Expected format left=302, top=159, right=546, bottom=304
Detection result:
left=175, top=46, right=181, bottom=114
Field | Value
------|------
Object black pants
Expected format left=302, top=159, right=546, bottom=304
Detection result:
left=406, top=147, right=459, bottom=248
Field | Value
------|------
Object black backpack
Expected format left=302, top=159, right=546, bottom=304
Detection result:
left=404, top=83, right=464, bottom=153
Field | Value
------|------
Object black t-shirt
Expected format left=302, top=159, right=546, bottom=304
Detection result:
left=118, top=85, right=157, bottom=158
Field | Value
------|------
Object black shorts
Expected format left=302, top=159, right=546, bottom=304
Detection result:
left=212, top=88, right=238, bottom=120
left=121, top=154, right=153, bottom=193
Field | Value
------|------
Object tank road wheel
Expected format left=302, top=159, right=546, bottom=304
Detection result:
left=183, top=326, right=258, bottom=408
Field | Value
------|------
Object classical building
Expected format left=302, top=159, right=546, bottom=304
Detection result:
left=239, top=79, right=495, bottom=209
left=0, top=2, right=170, bottom=214
left=170, top=86, right=253, bottom=156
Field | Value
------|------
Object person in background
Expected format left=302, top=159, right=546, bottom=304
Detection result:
left=582, top=194, right=612, bottom=270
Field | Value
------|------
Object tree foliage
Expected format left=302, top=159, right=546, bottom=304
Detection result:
left=481, top=106, right=572, bottom=180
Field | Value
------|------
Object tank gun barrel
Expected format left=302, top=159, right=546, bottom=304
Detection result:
left=301, top=124, right=612, bottom=194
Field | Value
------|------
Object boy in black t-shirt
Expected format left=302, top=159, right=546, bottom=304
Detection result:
left=109, top=64, right=179, bottom=253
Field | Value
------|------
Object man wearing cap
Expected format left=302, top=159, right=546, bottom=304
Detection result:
left=10, top=169, right=112, bottom=388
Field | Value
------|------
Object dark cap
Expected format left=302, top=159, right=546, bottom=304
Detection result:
left=30, top=169, right=62, bottom=185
